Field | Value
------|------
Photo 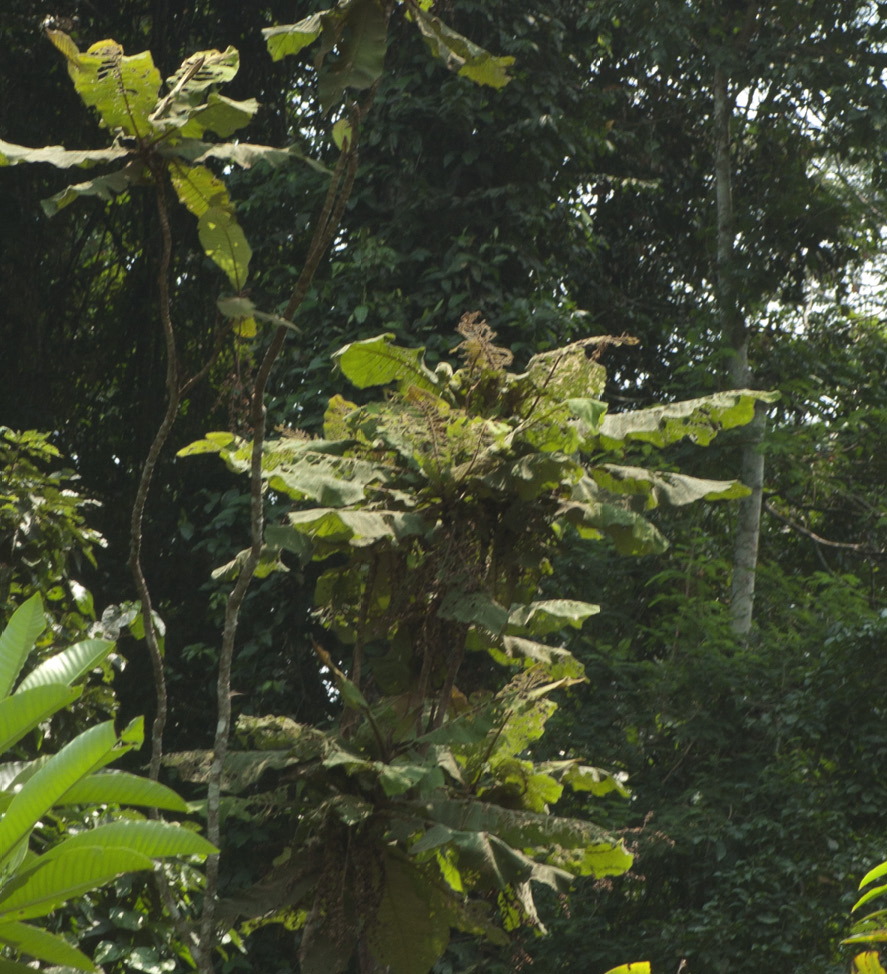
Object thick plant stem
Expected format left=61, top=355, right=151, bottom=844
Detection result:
left=128, top=170, right=176, bottom=785
left=195, top=104, right=366, bottom=974
left=713, top=67, right=764, bottom=639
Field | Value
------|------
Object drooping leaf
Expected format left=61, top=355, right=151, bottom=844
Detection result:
left=367, top=854, right=451, bottom=974
left=588, top=464, right=750, bottom=509
left=599, top=389, right=779, bottom=449
left=0, top=139, right=128, bottom=170
left=411, top=8, right=514, bottom=89
left=199, top=205, right=252, bottom=289
left=316, top=0, right=389, bottom=113
left=0, top=921, right=97, bottom=972
left=263, top=11, right=328, bottom=62
left=42, top=163, right=144, bottom=216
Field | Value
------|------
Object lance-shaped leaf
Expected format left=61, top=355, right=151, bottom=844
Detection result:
left=41, top=819, right=216, bottom=861
left=0, top=846, right=155, bottom=922
left=588, top=465, right=750, bottom=510
left=0, top=721, right=137, bottom=864
left=48, top=31, right=161, bottom=138
left=56, top=771, right=189, bottom=811
left=411, top=7, right=514, bottom=89
left=599, top=389, right=779, bottom=449
left=0, top=139, right=128, bottom=170
left=0, top=595, right=45, bottom=699
left=335, top=333, right=442, bottom=394
left=15, top=639, right=114, bottom=692
left=0, top=686, right=82, bottom=755
left=0, top=920, right=97, bottom=971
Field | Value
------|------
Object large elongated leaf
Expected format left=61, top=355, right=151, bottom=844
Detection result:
left=57, top=771, right=188, bottom=811
left=506, top=599, right=599, bottom=637
left=0, top=920, right=96, bottom=971
left=0, top=847, right=155, bottom=922
left=0, top=596, right=45, bottom=699
left=15, top=639, right=114, bottom=692
left=0, top=139, right=128, bottom=169
left=198, top=204, right=252, bottom=289
left=334, top=334, right=441, bottom=394
left=0, top=721, right=130, bottom=863
left=599, top=389, right=779, bottom=448
left=588, top=465, right=750, bottom=509
left=42, top=820, right=216, bottom=861
left=0, top=686, right=81, bottom=756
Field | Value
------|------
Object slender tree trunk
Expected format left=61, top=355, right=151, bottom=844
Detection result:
left=713, top=67, right=765, bottom=639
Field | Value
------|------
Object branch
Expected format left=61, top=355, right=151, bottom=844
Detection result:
left=763, top=500, right=885, bottom=556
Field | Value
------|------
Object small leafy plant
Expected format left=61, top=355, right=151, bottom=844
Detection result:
left=0, top=594, right=215, bottom=973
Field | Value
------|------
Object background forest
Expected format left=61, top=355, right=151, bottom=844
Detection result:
left=3, top=1, right=887, bottom=972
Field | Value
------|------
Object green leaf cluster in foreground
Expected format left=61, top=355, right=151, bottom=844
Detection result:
left=0, top=595, right=215, bottom=973
left=176, top=315, right=774, bottom=972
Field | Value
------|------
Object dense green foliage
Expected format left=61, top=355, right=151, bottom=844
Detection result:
left=3, top=0, right=887, bottom=972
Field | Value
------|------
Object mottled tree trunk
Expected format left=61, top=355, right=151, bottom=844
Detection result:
left=713, top=67, right=765, bottom=639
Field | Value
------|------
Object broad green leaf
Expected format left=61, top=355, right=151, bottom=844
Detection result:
left=367, top=854, right=451, bottom=974
left=286, top=508, right=427, bottom=549
left=0, top=846, right=155, bottom=922
left=57, top=771, right=188, bottom=811
left=332, top=118, right=353, bottom=150
left=169, top=162, right=229, bottom=218
left=198, top=205, right=252, bottom=288
left=61, top=35, right=162, bottom=137
left=16, top=639, right=114, bottom=692
left=43, top=820, right=216, bottom=861
left=176, top=431, right=239, bottom=457
left=481, top=453, right=581, bottom=502
left=490, top=637, right=585, bottom=680
left=0, top=595, right=45, bottom=699
left=263, top=12, right=328, bottom=62
left=317, top=0, right=389, bottom=112
left=268, top=456, right=390, bottom=506
left=558, top=500, right=669, bottom=555
left=334, top=334, right=441, bottom=394
left=562, top=764, right=630, bottom=798
left=856, top=885, right=887, bottom=913
left=183, top=140, right=328, bottom=173
left=506, top=599, right=599, bottom=637
left=378, top=761, right=434, bottom=798
left=175, top=93, right=258, bottom=139
left=411, top=8, right=514, bottom=89
left=0, top=721, right=129, bottom=863
left=0, top=920, right=97, bottom=971
left=599, top=389, right=779, bottom=448
left=0, top=686, right=82, bottom=755
left=517, top=346, right=608, bottom=408
left=588, top=465, right=750, bottom=509
left=42, top=164, right=142, bottom=216
left=438, top=592, right=509, bottom=635
left=0, top=139, right=128, bottom=169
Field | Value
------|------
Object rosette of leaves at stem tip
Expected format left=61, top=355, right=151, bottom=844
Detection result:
left=0, top=31, right=323, bottom=303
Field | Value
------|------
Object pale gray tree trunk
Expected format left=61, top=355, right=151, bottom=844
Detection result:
left=713, top=67, right=765, bottom=639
